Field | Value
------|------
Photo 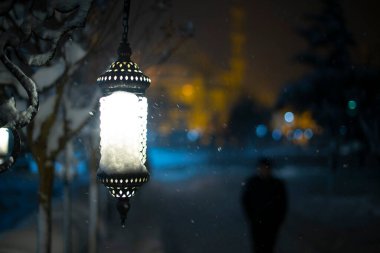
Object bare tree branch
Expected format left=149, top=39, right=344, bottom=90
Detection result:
left=0, top=33, right=38, bottom=129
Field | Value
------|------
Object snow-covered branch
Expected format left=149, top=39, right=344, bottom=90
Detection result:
left=0, top=0, right=93, bottom=131
left=0, top=32, right=38, bottom=129
left=25, top=0, right=93, bottom=66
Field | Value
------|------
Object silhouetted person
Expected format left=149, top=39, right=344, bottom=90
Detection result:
left=242, top=158, right=287, bottom=253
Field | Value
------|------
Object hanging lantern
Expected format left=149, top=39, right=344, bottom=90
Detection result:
left=0, top=128, right=11, bottom=160
left=0, top=127, right=20, bottom=173
left=96, top=0, right=151, bottom=226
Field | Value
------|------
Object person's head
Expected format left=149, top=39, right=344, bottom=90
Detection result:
left=256, top=158, right=272, bottom=178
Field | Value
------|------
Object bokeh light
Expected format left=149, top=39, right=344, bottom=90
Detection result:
left=272, top=129, right=282, bottom=141
left=348, top=100, right=357, bottom=110
left=304, top=128, right=313, bottom=139
left=293, top=129, right=303, bottom=140
left=284, top=111, right=294, bottom=123
left=182, top=84, right=194, bottom=97
left=256, top=124, right=268, bottom=138
left=187, top=130, right=200, bottom=142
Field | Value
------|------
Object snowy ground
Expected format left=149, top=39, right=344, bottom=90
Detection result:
left=102, top=158, right=380, bottom=253
left=0, top=146, right=380, bottom=253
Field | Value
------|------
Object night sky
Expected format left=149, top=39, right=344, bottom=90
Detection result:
left=172, top=0, right=380, bottom=106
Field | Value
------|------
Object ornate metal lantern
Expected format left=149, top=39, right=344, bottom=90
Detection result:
left=96, top=0, right=151, bottom=226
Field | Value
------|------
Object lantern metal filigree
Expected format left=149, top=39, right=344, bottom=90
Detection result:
left=96, top=0, right=151, bottom=226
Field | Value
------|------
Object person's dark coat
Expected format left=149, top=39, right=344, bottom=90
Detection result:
left=242, top=175, right=287, bottom=253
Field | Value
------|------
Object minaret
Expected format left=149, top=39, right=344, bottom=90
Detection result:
left=229, top=0, right=246, bottom=92
left=223, top=0, right=247, bottom=105
left=221, top=0, right=247, bottom=117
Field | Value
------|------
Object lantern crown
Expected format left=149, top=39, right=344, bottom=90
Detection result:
left=96, top=59, right=151, bottom=95
left=96, top=0, right=150, bottom=95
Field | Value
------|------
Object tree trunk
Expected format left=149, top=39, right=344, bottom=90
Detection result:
left=88, top=148, right=99, bottom=253
left=63, top=180, right=71, bottom=253
left=37, top=162, right=55, bottom=253
left=63, top=143, right=72, bottom=253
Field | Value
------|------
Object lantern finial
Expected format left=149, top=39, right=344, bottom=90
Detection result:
left=117, top=198, right=131, bottom=227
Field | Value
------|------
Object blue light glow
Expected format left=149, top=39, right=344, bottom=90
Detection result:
left=187, top=130, right=200, bottom=142
left=284, top=112, right=294, bottom=123
left=30, top=157, right=38, bottom=174
left=272, top=129, right=282, bottom=141
left=294, top=129, right=303, bottom=140
left=256, top=124, right=268, bottom=138
left=304, top=129, right=313, bottom=139
left=55, top=162, right=63, bottom=174
left=149, top=148, right=208, bottom=182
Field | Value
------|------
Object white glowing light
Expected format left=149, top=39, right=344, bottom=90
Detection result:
left=0, top=128, right=10, bottom=156
left=99, top=91, right=147, bottom=173
left=284, top=111, right=294, bottom=123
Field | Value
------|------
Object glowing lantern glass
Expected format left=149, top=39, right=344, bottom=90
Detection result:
left=0, top=128, right=10, bottom=158
left=96, top=0, right=151, bottom=226
left=0, top=127, right=20, bottom=173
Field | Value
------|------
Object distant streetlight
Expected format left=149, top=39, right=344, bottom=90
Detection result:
left=284, top=111, right=294, bottom=123
left=293, top=129, right=303, bottom=140
left=96, top=0, right=151, bottom=226
left=347, top=100, right=357, bottom=110
left=256, top=124, right=268, bottom=138
left=304, top=128, right=313, bottom=140
left=272, top=129, right=282, bottom=141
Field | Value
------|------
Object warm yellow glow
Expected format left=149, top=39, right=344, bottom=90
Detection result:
left=99, top=91, right=147, bottom=173
left=271, top=109, right=321, bottom=145
left=296, top=111, right=317, bottom=129
left=182, top=84, right=194, bottom=97
left=143, top=3, right=249, bottom=142
left=0, top=128, right=10, bottom=155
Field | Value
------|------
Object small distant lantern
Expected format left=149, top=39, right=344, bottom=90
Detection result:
left=0, top=128, right=11, bottom=159
left=96, top=0, right=151, bottom=226
left=0, top=127, right=20, bottom=173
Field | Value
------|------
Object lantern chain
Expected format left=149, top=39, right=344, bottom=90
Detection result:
left=118, top=0, right=132, bottom=59
left=122, top=0, right=130, bottom=43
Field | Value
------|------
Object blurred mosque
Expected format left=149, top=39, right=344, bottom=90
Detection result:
left=146, top=1, right=318, bottom=146
left=147, top=1, right=246, bottom=145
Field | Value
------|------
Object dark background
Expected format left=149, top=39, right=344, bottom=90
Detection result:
left=0, top=0, right=379, bottom=252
